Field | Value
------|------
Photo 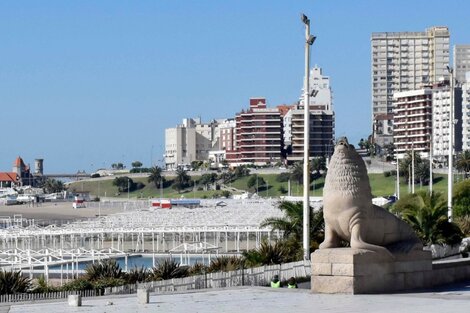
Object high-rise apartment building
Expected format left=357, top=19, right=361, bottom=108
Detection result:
left=462, top=73, right=470, bottom=151
left=432, top=81, right=462, bottom=162
left=454, top=45, right=470, bottom=83
left=393, top=89, right=433, bottom=159
left=371, top=26, right=450, bottom=147
left=393, top=80, right=463, bottom=163
left=228, top=98, right=283, bottom=166
left=284, top=66, right=335, bottom=162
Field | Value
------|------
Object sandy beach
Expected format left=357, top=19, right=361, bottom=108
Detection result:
left=0, top=202, right=123, bottom=223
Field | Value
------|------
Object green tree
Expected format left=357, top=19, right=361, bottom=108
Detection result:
left=453, top=179, right=470, bottom=217
left=41, top=178, right=65, bottom=193
left=456, top=150, right=470, bottom=178
left=199, top=173, right=218, bottom=190
left=113, top=176, right=133, bottom=192
left=148, top=166, right=166, bottom=188
left=111, top=163, right=125, bottom=170
left=0, top=270, right=31, bottom=295
left=172, top=168, right=192, bottom=193
left=310, top=157, right=326, bottom=179
left=233, top=166, right=250, bottom=178
left=131, top=161, right=143, bottom=171
left=393, top=191, right=463, bottom=245
left=399, top=150, right=425, bottom=182
left=290, top=162, right=304, bottom=185
left=247, top=175, right=266, bottom=193
left=191, top=160, right=203, bottom=171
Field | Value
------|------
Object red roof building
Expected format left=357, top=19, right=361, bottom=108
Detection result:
left=0, top=172, right=19, bottom=187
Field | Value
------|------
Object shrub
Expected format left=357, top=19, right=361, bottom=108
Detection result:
left=151, top=259, right=189, bottom=280
left=276, top=172, right=291, bottom=183
left=32, top=275, right=58, bottom=293
left=125, top=266, right=150, bottom=284
left=383, top=171, right=391, bottom=177
left=61, top=278, right=93, bottom=291
left=208, top=256, right=244, bottom=273
left=0, top=270, right=31, bottom=295
left=187, top=262, right=208, bottom=276
left=85, top=259, right=124, bottom=281
left=92, top=277, right=127, bottom=290
left=220, top=190, right=231, bottom=198
left=278, top=185, right=288, bottom=194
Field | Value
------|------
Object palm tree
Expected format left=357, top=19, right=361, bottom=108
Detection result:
left=172, top=168, right=192, bottom=193
left=456, top=150, right=470, bottom=178
left=452, top=179, right=470, bottom=217
left=148, top=166, right=166, bottom=188
left=0, top=270, right=31, bottom=295
left=310, top=157, right=326, bottom=178
left=151, top=259, right=188, bottom=280
left=85, top=259, right=124, bottom=281
left=394, top=191, right=463, bottom=245
left=290, top=162, right=304, bottom=185
left=260, top=201, right=324, bottom=247
left=207, top=256, right=244, bottom=273
left=399, top=150, right=423, bottom=182
left=125, top=266, right=150, bottom=284
left=243, top=239, right=296, bottom=268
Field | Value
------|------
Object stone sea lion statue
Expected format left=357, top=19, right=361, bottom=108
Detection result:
left=320, top=137, right=422, bottom=256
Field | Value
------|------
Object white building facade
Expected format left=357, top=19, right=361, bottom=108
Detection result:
left=432, top=82, right=463, bottom=162
left=165, top=118, right=228, bottom=170
left=454, top=45, right=470, bottom=84
left=371, top=27, right=450, bottom=147
left=284, top=66, right=335, bottom=162
left=462, top=73, right=470, bottom=151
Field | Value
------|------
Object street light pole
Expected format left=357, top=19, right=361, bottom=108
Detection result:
left=429, top=134, right=433, bottom=195
left=127, top=178, right=130, bottom=201
left=447, top=66, right=454, bottom=222
left=301, top=13, right=316, bottom=260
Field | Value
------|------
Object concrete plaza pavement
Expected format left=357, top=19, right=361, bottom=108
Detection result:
left=4, top=283, right=470, bottom=313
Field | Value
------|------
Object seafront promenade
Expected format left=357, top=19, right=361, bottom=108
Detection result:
left=3, top=284, right=470, bottom=313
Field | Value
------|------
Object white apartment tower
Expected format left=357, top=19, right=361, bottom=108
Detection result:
left=371, top=26, right=450, bottom=147
left=284, top=66, right=335, bottom=162
left=454, top=45, right=470, bottom=83
left=393, top=89, right=432, bottom=159
left=461, top=73, right=470, bottom=151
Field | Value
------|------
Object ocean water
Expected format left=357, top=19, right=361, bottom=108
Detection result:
left=49, top=254, right=213, bottom=271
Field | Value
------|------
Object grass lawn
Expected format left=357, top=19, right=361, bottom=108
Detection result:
left=68, top=172, right=454, bottom=200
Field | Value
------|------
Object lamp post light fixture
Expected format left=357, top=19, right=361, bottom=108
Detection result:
left=447, top=66, right=454, bottom=222
left=301, top=13, right=316, bottom=261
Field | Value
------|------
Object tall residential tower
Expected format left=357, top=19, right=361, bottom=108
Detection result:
left=371, top=26, right=450, bottom=147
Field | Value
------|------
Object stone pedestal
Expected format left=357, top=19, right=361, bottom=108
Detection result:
left=311, top=248, right=432, bottom=294
left=68, top=294, right=82, bottom=307
left=137, top=288, right=149, bottom=304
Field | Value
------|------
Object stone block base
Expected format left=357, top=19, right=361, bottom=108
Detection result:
left=311, top=248, right=432, bottom=294
left=137, top=289, right=149, bottom=304
left=68, top=294, right=82, bottom=307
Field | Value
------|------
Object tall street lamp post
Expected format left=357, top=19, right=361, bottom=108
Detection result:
left=301, top=13, right=316, bottom=260
left=447, top=66, right=454, bottom=222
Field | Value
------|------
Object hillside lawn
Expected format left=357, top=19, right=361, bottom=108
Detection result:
left=68, top=172, right=454, bottom=200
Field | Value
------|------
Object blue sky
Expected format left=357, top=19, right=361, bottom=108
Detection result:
left=1, top=0, right=470, bottom=173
